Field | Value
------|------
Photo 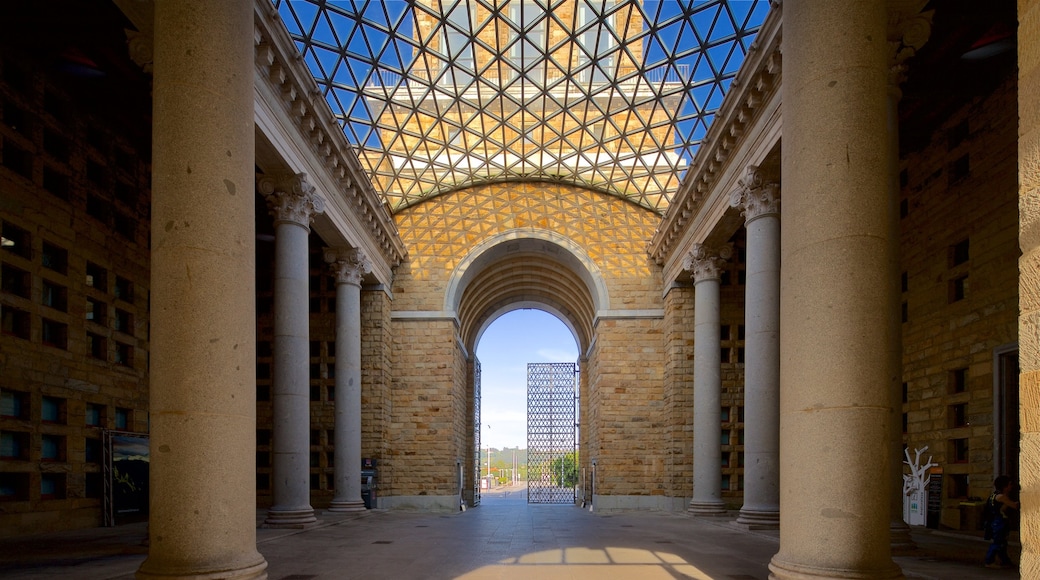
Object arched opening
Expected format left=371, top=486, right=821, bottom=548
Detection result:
left=448, top=231, right=604, bottom=508
left=474, top=310, right=580, bottom=503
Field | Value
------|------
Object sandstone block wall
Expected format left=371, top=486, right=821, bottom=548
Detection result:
left=900, top=76, right=1019, bottom=528
left=0, top=51, right=151, bottom=537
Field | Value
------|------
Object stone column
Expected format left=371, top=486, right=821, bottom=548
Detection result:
left=731, top=167, right=781, bottom=528
left=1019, top=2, right=1040, bottom=577
left=770, top=1, right=902, bottom=579
left=260, top=174, right=325, bottom=528
left=685, top=243, right=730, bottom=516
left=138, top=1, right=267, bottom=578
left=886, top=4, right=933, bottom=552
left=325, top=248, right=371, bottom=512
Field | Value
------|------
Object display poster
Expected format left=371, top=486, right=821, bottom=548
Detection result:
left=106, top=432, right=150, bottom=526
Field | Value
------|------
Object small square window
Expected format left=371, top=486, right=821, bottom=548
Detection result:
left=310, top=429, right=320, bottom=446
left=310, top=473, right=321, bottom=490
left=40, top=473, right=66, bottom=499
left=257, top=473, right=270, bottom=491
left=901, top=301, right=908, bottom=323
left=87, top=332, right=107, bottom=360
left=87, top=195, right=110, bottom=224
left=1, top=221, right=31, bottom=259
left=326, top=363, right=335, bottom=379
left=310, top=340, right=321, bottom=357
left=0, top=431, right=29, bottom=459
left=721, top=452, right=730, bottom=468
left=326, top=384, right=336, bottom=402
left=720, top=325, right=730, bottom=340
left=41, top=396, right=65, bottom=423
left=115, top=408, right=130, bottom=430
left=114, top=309, right=133, bottom=334
left=41, top=434, right=65, bottom=461
left=42, top=280, right=68, bottom=312
left=1, top=305, right=30, bottom=339
left=85, top=437, right=103, bottom=463
left=86, top=297, right=107, bottom=323
left=41, top=318, right=68, bottom=349
left=326, top=451, right=334, bottom=466
left=736, top=347, right=745, bottom=364
left=310, top=384, right=320, bottom=401
left=114, top=212, right=135, bottom=240
left=256, top=384, right=270, bottom=402
left=256, top=362, right=271, bottom=380
left=949, top=275, right=968, bottom=303
left=85, top=262, right=107, bottom=292
left=950, top=438, right=969, bottom=463
left=85, top=403, right=104, bottom=426
left=720, top=430, right=730, bottom=445
left=114, top=276, right=133, bottom=303
left=1, top=263, right=31, bottom=298
left=1, top=138, right=32, bottom=178
left=41, top=242, right=68, bottom=274
left=949, top=368, right=968, bottom=394
left=949, top=403, right=967, bottom=428
left=256, top=429, right=272, bottom=446
left=87, top=160, right=107, bottom=186
left=114, top=181, right=136, bottom=206
left=310, top=451, right=320, bottom=468
left=720, top=407, right=730, bottom=423
left=950, top=239, right=970, bottom=267
left=326, top=472, right=335, bottom=490
left=310, top=363, right=321, bottom=379
left=257, top=451, right=270, bottom=468
left=736, top=407, right=745, bottom=423
left=257, top=341, right=272, bottom=357
left=900, top=271, right=908, bottom=293
left=0, top=472, right=30, bottom=501
left=1, top=390, right=29, bottom=418
left=2, top=100, right=32, bottom=137
left=43, top=129, right=69, bottom=162
left=114, top=342, right=133, bottom=366
left=43, top=167, right=69, bottom=199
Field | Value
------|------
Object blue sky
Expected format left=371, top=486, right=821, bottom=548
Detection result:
left=475, top=309, right=579, bottom=449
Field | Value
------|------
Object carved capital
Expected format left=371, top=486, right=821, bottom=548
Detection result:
left=729, top=165, right=779, bottom=222
left=325, top=247, right=371, bottom=286
left=683, top=243, right=733, bottom=282
left=258, top=173, right=326, bottom=228
left=125, top=29, right=153, bottom=75
left=887, top=0, right=934, bottom=89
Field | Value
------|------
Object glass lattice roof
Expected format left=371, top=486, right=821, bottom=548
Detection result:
left=274, top=0, right=769, bottom=214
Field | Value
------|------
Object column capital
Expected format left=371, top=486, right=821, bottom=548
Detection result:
left=887, top=0, right=934, bottom=90
left=258, top=173, right=326, bottom=228
left=729, top=165, right=780, bottom=222
left=325, top=247, right=371, bottom=286
left=684, top=243, right=732, bottom=283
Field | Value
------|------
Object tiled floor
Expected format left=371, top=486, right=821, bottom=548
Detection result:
left=0, top=486, right=1021, bottom=579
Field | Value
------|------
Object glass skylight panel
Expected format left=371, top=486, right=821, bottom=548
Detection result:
left=273, top=0, right=769, bottom=214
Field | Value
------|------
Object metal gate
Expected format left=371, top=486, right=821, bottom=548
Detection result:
left=473, top=358, right=481, bottom=507
left=527, top=362, right=577, bottom=504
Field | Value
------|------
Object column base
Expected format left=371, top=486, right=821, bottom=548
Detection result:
left=736, top=506, right=780, bottom=529
left=327, top=498, right=366, bottom=513
left=687, top=499, right=727, bottom=516
left=263, top=507, right=317, bottom=528
left=769, top=555, right=903, bottom=580
left=889, top=519, right=916, bottom=554
left=137, top=557, right=268, bottom=580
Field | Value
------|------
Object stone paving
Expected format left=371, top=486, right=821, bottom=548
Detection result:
left=0, top=485, right=1022, bottom=579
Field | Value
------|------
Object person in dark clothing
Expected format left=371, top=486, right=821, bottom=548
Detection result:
left=984, top=475, right=1020, bottom=569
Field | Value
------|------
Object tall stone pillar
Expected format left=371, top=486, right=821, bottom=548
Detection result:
left=260, top=174, right=325, bottom=528
left=686, top=243, right=731, bottom=516
left=138, top=1, right=267, bottom=578
left=326, top=248, right=371, bottom=512
left=730, top=167, right=781, bottom=528
left=1018, top=1, right=1040, bottom=577
left=886, top=4, right=933, bottom=552
left=770, top=1, right=902, bottom=579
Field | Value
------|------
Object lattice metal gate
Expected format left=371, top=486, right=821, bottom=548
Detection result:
left=473, top=358, right=481, bottom=507
left=527, top=362, right=577, bottom=504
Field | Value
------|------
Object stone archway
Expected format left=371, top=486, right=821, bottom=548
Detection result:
left=387, top=182, right=673, bottom=512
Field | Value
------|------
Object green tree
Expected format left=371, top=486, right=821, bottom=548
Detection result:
left=549, top=451, right=579, bottom=488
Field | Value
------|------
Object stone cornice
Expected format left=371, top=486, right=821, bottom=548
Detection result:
left=253, top=0, right=407, bottom=268
left=647, top=0, right=783, bottom=265
left=683, top=243, right=733, bottom=283
left=729, top=165, right=779, bottom=223
left=258, top=173, right=326, bottom=228
left=325, top=247, right=371, bottom=286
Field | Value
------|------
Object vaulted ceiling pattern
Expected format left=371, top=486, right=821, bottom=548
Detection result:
left=274, top=0, right=768, bottom=214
